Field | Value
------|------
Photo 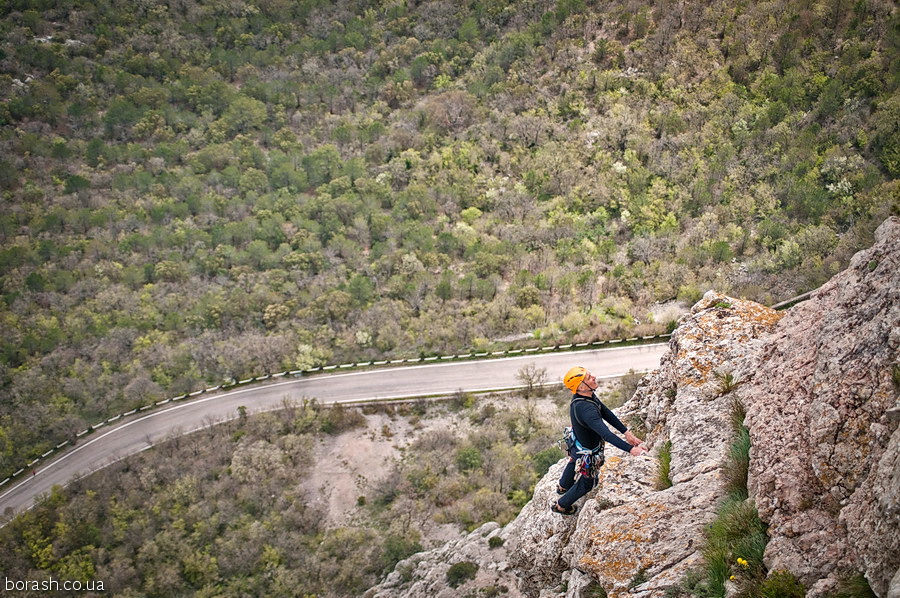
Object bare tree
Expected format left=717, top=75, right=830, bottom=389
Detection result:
left=516, top=363, right=548, bottom=430
left=516, top=362, right=548, bottom=400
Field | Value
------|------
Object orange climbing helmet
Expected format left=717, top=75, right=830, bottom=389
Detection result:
left=563, top=366, right=587, bottom=393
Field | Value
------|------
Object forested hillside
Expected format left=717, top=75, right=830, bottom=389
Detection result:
left=0, top=394, right=569, bottom=597
left=1, top=0, right=897, bottom=480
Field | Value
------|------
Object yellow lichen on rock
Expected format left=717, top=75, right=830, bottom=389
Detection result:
left=675, top=295, right=783, bottom=387
left=574, top=502, right=669, bottom=596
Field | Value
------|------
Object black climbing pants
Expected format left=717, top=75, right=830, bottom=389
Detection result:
left=556, top=455, right=597, bottom=509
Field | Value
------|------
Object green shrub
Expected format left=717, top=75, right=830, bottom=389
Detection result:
left=318, top=403, right=366, bottom=434
left=63, top=174, right=90, bottom=194
left=380, top=533, right=422, bottom=574
left=488, top=535, right=504, bottom=549
left=757, top=570, right=805, bottom=598
left=446, top=561, right=479, bottom=587
left=677, top=284, right=704, bottom=305
left=453, top=390, right=476, bottom=410
left=456, top=445, right=483, bottom=471
left=508, top=489, right=530, bottom=508
left=531, top=446, right=562, bottom=474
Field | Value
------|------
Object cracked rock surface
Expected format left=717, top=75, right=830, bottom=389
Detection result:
left=741, top=216, right=900, bottom=597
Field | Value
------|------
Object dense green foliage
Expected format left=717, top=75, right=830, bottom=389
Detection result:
left=0, top=402, right=390, bottom=597
left=446, top=561, right=479, bottom=587
left=0, top=393, right=565, bottom=597
left=0, top=0, right=897, bottom=479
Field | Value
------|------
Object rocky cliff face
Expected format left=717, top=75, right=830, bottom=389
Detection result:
left=738, top=216, right=900, bottom=597
left=367, top=217, right=900, bottom=598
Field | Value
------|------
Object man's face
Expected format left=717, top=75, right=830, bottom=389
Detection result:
left=580, top=371, right=598, bottom=391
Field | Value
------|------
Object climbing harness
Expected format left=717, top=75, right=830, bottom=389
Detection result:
left=569, top=430, right=605, bottom=481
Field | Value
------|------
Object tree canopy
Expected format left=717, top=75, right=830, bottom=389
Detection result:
left=0, top=0, right=897, bottom=480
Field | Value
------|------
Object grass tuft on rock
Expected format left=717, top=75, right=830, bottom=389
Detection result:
left=655, top=440, right=674, bottom=490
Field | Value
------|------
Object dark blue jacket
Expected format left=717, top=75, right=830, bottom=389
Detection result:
left=570, top=392, right=633, bottom=454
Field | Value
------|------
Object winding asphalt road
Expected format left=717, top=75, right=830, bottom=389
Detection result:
left=0, top=343, right=668, bottom=519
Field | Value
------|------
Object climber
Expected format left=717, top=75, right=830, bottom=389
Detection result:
left=551, top=366, right=649, bottom=515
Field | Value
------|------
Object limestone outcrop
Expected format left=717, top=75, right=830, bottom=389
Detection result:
left=508, top=291, right=785, bottom=598
left=368, top=217, right=900, bottom=598
left=739, top=216, right=900, bottom=597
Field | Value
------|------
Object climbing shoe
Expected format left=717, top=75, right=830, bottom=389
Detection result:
left=550, top=502, right=578, bottom=516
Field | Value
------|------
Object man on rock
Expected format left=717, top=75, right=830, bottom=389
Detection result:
left=551, top=366, right=649, bottom=515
